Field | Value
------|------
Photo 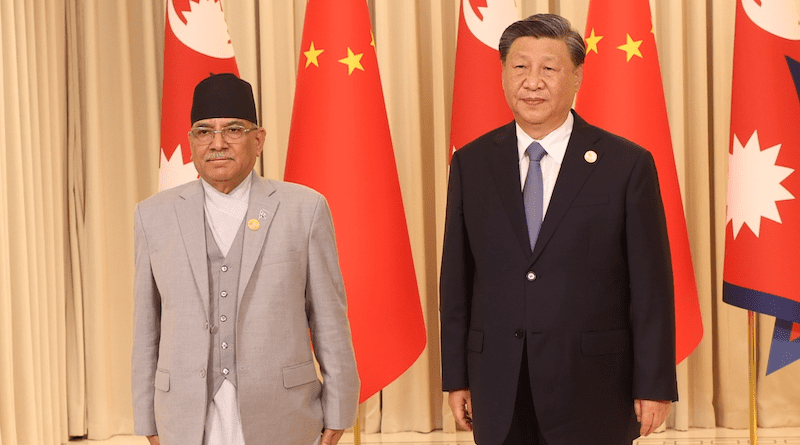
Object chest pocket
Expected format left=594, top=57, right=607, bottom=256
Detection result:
left=571, top=193, right=608, bottom=207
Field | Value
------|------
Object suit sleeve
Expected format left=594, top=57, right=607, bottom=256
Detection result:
left=131, top=204, right=161, bottom=436
left=439, top=152, right=474, bottom=391
left=304, top=195, right=360, bottom=429
left=625, top=151, right=678, bottom=402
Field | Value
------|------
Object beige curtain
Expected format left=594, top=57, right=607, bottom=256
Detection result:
left=2, top=1, right=799, bottom=444
left=1, top=1, right=70, bottom=445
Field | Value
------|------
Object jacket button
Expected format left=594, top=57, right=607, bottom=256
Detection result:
left=526, top=271, right=536, bottom=281
left=515, top=329, right=524, bottom=338
left=200, top=368, right=206, bottom=378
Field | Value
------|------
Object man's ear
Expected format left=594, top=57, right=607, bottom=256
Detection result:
left=255, top=127, right=267, bottom=156
left=574, top=64, right=584, bottom=90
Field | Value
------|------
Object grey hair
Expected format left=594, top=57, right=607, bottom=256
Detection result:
left=498, top=14, right=586, bottom=67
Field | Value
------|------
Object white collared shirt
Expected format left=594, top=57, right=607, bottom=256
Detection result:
left=516, top=112, right=574, bottom=217
left=200, top=174, right=252, bottom=445
left=201, top=172, right=252, bottom=257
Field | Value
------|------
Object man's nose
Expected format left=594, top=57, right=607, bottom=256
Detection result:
left=209, top=131, right=227, bottom=149
left=524, top=71, right=543, bottom=89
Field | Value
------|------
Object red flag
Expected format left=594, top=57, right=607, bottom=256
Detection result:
left=159, top=0, right=239, bottom=191
left=449, top=0, right=517, bottom=157
left=722, top=0, right=800, bottom=374
left=575, top=0, right=703, bottom=364
left=285, top=0, right=426, bottom=403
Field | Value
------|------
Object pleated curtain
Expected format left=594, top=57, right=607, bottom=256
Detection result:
left=1, top=1, right=798, bottom=444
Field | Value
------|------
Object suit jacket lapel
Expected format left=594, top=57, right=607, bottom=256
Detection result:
left=175, top=181, right=211, bottom=318
left=531, top=112, right=603, bottom=263
left=488, top=122, right=531, bottom=257
left=238, top=173, right=278, bottom=311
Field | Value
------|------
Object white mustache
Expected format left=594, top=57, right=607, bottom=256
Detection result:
left=205, top=151, right=234, bottom=161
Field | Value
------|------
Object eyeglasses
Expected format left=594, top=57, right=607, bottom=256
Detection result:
left=188, top=125, right=258, bottom=144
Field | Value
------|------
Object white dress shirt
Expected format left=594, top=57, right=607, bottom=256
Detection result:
left=201, top=174, right=251, bottom=445
left=201, top=174, right=252, bottom=256
left=516, top=112, right=574, bottom=218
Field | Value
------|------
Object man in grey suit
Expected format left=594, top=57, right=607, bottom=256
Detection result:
left=132, top=73, right=359, bottom=445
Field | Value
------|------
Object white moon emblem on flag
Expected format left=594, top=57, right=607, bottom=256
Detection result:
left=742, top=0, right=800, bottom=40
left=168, top=0, right=235, bottom=58
left=463, top=0, right=518, bottom=51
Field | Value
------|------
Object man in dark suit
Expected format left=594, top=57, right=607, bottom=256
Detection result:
left=440, top=14, right=678, bottom=445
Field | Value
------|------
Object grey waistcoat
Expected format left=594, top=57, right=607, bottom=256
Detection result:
left=205, top=216, right=247, bottom=401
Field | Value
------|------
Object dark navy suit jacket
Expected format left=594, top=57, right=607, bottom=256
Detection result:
left=440, top=111, right=678, bottom=445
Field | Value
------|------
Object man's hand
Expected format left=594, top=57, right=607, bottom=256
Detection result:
left=635, top=399, right=671, bottom=437
left=448, top=389, right=473, bottom=431
left=146, top=435, right=160, bottom=445
left=320, top=428, right=344, bottom=445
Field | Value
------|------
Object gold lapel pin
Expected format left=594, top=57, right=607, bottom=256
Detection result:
left=247, top=219, right=260, bottom=231
left=584, top=150, right=598, bottom=164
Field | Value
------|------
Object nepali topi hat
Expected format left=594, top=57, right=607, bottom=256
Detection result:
left=190, top=73, right=258, bottom=125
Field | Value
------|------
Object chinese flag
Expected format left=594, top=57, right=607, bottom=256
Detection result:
left=575, top=0, right=703, bottom=364
left=285, top=0, right=426, bottom=402
left=722, top=0, right=800, bottom=374
left=159, top=0, right=239, bottom=191
left=450, top=0, right=517, bottom=158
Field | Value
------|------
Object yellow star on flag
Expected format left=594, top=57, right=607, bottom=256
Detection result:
left=586, top=28, right=603, bottom=55
left=617, top=34, right=643, bottom=62
left=370, top=31, right=375, bottom=47
left=304, top=42, right=324, bottom=68
left=338, top=47, right=364, bottom=75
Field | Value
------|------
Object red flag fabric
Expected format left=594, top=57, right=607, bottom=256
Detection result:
left=575, top=0, right=703, bottom=364
left=449, top=0, right=517, bottom=157
left=722, top=0, right=800, bottom=375
left=159, top=0, right=239, bottom=191
left=285, top=0, right=426, bottom=403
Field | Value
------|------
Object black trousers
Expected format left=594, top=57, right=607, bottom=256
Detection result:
left=501, top=349, right=547, bottom=445
left=500, top=348, right=634, bottom=445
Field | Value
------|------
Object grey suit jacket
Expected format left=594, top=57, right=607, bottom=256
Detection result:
left=131, top=172, right=360, bottom=445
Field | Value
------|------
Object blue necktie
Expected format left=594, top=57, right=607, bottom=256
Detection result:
left=524, top=142, right=546, bottom=251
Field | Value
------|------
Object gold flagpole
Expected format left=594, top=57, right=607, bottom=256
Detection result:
left=748, top=310, right=758, bottom=445
left=353, top=407, right=361, bottom=445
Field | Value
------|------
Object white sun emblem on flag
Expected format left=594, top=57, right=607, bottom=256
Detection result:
left=727, top=130, right=795, bottom=239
